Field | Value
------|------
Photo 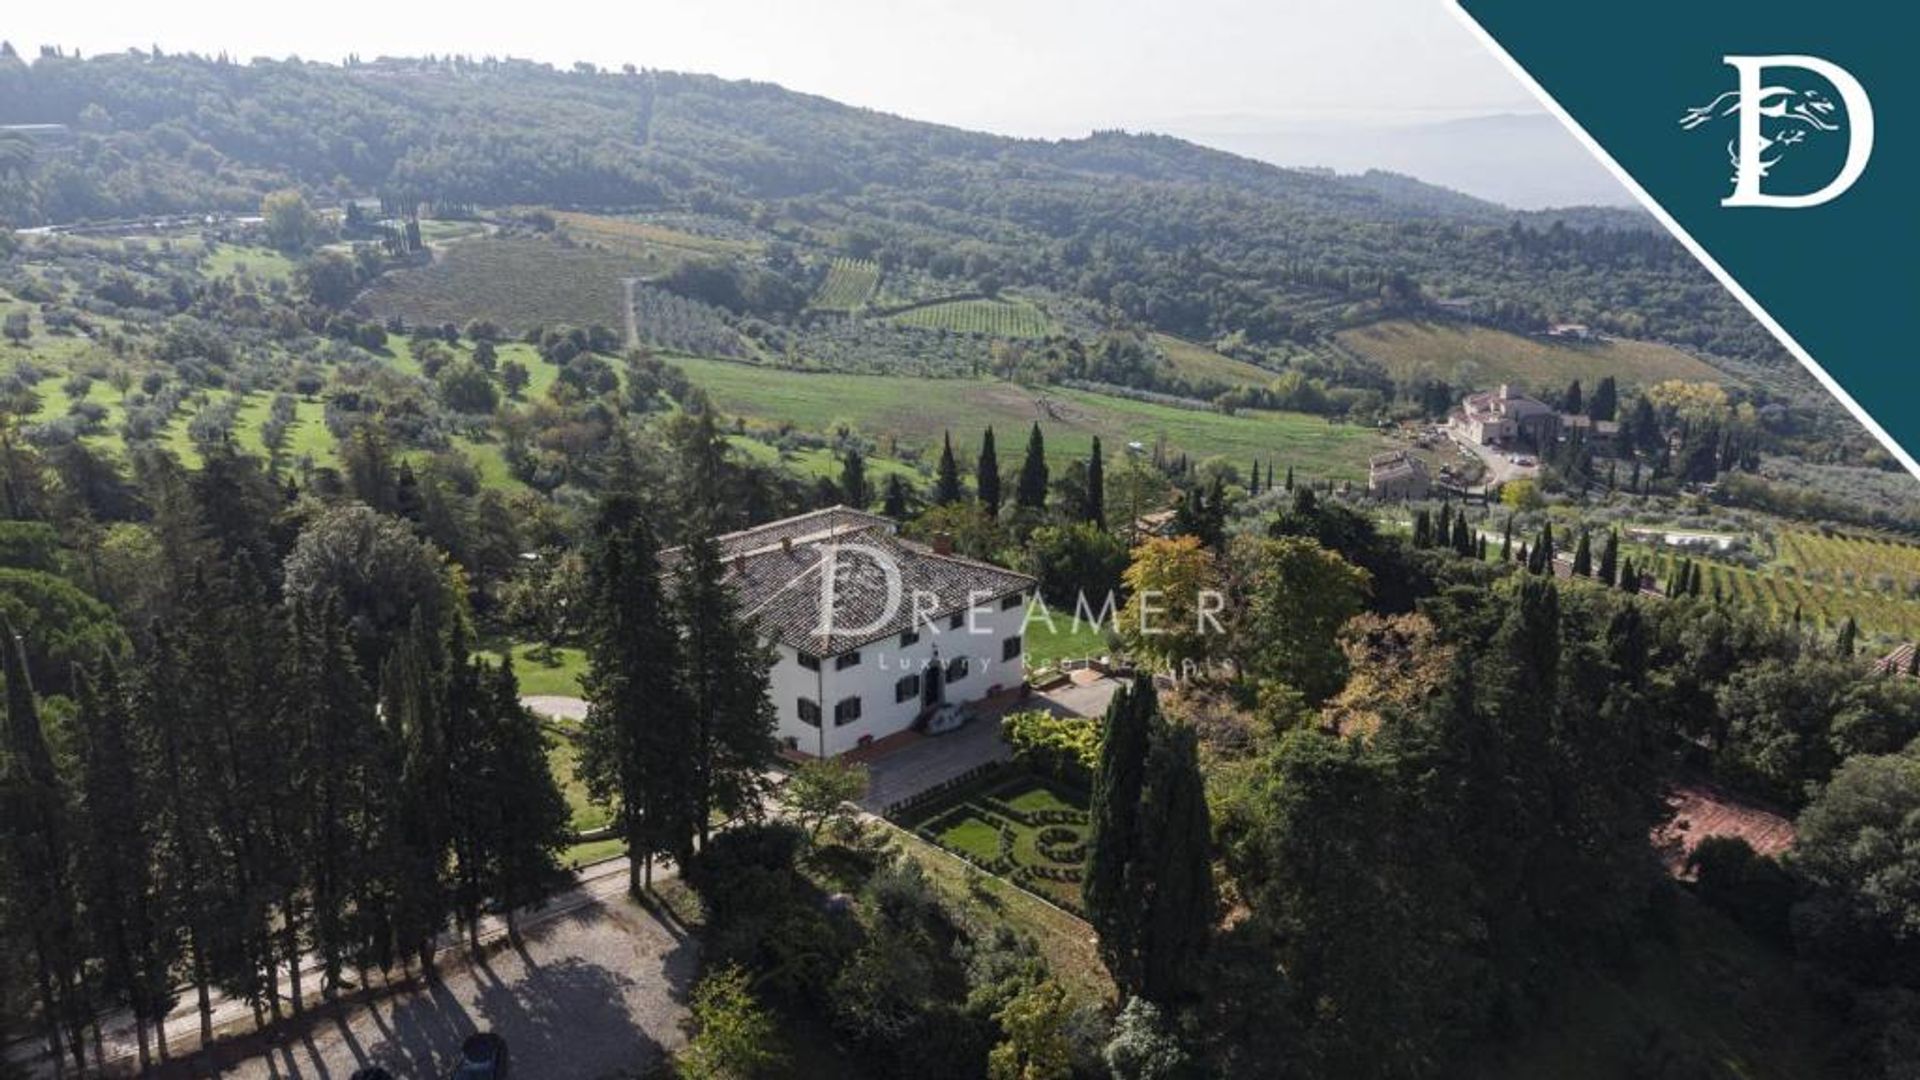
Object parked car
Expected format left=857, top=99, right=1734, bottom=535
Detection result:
left=451, top=1033, right=509, bottom=1079
left=922, top=703, right=973, bottom=735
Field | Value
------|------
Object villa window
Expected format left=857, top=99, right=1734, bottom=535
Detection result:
left=895, top=674, right=921, bottom=703
left=948, top=611, right=966, bottom=631
left=1001, top=592, right=1023, bottom=610
left=797, top=652, right=820, bottom=672
left=836, top=650, right=861, bottom=670
left=797, top=698, right=821, bottom=727
left=899, top=629, right=920, bottom=648
left=1002, top=635, right=1022, bottom=662
left=946, top=656, right=969, bottom=682
left=834, top=696, right=863, bottom=726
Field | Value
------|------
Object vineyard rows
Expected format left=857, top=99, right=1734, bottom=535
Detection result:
left=811, top=258, right=881, bottom=310
left=1639, top=545, right=1920, bottom=643
left=885, top=296, right=1054, bottom=338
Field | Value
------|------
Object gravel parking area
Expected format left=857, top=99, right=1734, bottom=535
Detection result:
left=225, top=890, right=696, bottom=1080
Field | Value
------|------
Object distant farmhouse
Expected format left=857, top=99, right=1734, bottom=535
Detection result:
left=1367, top=450, right=1430, bottom=500
left=1450, top=384, right=1617, bottom=453
left=1451, top=384, right=1562, bottom=448
left=664, top=507, right=1035, bottom=758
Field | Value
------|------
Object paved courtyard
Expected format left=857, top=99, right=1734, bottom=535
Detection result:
left=860, top=676, right=1119, bottom=812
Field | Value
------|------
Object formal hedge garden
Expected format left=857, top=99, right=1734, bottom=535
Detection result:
left=892, top=765, right=1092, bottom=913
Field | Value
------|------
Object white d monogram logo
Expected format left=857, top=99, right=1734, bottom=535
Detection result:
left=1679, top=55, right=1874, bottom=209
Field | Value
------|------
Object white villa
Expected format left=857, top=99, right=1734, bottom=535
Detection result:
left=1451, top=384, right=1562, bottom=448
left=668, top=506, right=1036, bottom=758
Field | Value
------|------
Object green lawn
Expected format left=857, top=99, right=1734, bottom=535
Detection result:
left=1022, top=615, right=1111, bottom=669
left=671, top=355, right=1386, bottom=482
left=491, top=642, right=588, bottom=698
left=544, top=725, right=610, bottom=834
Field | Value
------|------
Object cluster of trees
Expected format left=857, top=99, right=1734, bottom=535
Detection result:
left=0, top=446, right=570, bottom=1073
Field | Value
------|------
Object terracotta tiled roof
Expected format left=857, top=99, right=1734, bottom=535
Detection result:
left=1876, top=643, right=1916, bottom=676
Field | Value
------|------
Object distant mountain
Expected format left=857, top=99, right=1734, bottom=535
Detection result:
left=1158, top=111, right=1636, bottom=211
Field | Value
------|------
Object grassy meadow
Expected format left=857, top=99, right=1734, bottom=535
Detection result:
left=668, top=355, right=1387, bottom=480
left=1335, top=319, right=1725, bottom=392
left=361, top=235, right=647, bottom=333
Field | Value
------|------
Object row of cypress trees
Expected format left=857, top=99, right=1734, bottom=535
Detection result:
left=0, top=456, right=572, bottom=1076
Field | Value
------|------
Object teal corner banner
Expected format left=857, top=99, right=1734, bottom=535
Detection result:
left=1451, top=1, right=1919, bottom=476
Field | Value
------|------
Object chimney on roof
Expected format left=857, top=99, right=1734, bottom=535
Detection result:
left=781, top=536, right=793, bottom=555
left=732, top=554, right=747, bottom=576
left=1498, top=383, right=1514, bottom=400
left=932, top=532, right=954, bottom=557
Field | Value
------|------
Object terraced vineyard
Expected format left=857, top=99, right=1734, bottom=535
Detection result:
left=1637, top=536, right=1920, bottom=643
left=886, top=295, right=1055, bottom=338
left=810, top=257, right=880, bottom=310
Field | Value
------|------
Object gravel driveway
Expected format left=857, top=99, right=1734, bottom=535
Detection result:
left=224, top=882, right=695, bottom=1079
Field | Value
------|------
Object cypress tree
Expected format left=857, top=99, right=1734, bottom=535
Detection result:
left=977, top=427, right=1001, bottom=517
left=1137, top=722, right=1214, bottom=1003
left=839, top=448, right=870, bottom=509
left=882, top=473, right=912, bottom=520
left=1618, top=557, right=1638, bottom=593
left=73, top=658, right=171, bottom=1070
left=1500, top=516, right=1514, bottom=562
left=935, top=431, right=964, bottom=505
left=674, top=529, right=777, bottom=858
left=1086, top=437, right=1106, bottom=527
left=1598, top=530, right=1619, bottom=586
left=1248, top=458, right=1260, bottom=496
left=1016, top=422, right=1049, bottom=511
left=1478, top=535, right=1489, bottom=560
left=1, top=622, right=88, bottom=1073
left=1085, top=676, right=1153, bottom=990
left=1454, top=511, right=1475, bottom=556
left=1413, top=509, right=1432, bottom=549
left=1284, top=465, right=1294, bottom=492
left=1564, top=379, right=1584, bottom=414
left=378, top=613, right=454, bottom=972
left=1571, top=531, right=1592, bottom=578
left=478, top=657, right=571, bottom=937
left=1836, top=616, right=1858, bottom=657
left=578, top=494, right=685, bottom=895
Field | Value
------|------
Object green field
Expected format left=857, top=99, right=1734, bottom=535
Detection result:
left=1152, top=333, right=1278, bottom=389
left=811, top=258, right=880, bottom=310
left=200, top=242, right=298, bottom=284
left=361, top=235, right=647, bottom=333
left=670, top=356, right=1385, bottom=481
left=1335, top=319, right=1725, bottom=392
left=886, top=296, right=1054, bottom=338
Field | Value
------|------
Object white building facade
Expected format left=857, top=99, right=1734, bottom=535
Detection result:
left=669, top=507, right=1035, bottom=758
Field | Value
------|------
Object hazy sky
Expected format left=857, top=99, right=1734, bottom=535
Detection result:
left=8, top=0, right=1540, bottom=137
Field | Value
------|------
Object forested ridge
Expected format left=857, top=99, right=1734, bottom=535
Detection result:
left=0, top=47, right=1784, bottom=363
